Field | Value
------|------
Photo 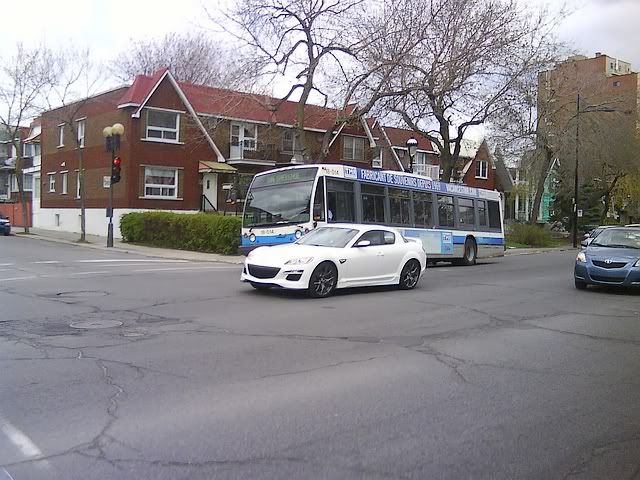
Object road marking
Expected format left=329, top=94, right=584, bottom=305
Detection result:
left=0, top=416, right=43, bottom=458
left=1, top=467, right=16, bottom=480
left=0, top=263, right=13, bottom=267
left=75, top=259, right=189, bottom=264
left=133, top=266, right=238, bottom=273
left=0, top=269, right=13, bottom=272
left=70, top=271, right=112, bottom=276
left=0, top=276, right=37, bottom=282
left=32, top=261, right=61, bottom=264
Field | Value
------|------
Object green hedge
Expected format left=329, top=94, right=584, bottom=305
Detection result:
left=507, top=223, right=554, bottom=247
left=120, top=212, right=241, bottom=254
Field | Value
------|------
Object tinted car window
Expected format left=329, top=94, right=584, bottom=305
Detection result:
left=383, top=231, right=395, bottom=245
left=357, top=230, right=385, bottom=246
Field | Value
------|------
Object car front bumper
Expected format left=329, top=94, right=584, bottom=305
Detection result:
left=240, top=262, right=314, bottom=290
left=574, top=262, right=640, bottom=287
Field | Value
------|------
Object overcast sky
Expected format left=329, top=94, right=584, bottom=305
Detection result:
left=1, top=0, right=638, bottom=138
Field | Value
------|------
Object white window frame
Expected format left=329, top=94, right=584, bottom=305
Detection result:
left=343, top=135, right=365, bottom=161
left=60, top=171, right=68, bottom=195
left=475, top=160, right=488, bottom=179
left=282, top=129, right=297, bottom=153
left=76, top=118, right=86, bottom=148
left=230, top=122, right=258, bottom=152
left=145, top=108, right=180, bottom=143
left=76, top=170, right=81, bottom=199
left=48, top=173, right=56, bottom=192
left=57, top=124, right=65, bottom=148
left=143, top=166, right=179, bottom=199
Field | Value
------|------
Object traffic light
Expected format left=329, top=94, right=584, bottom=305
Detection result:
left=111, top=156, right=122, bottom=184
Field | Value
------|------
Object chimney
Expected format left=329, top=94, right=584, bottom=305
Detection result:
left=595, top=52, right=602, bottom=57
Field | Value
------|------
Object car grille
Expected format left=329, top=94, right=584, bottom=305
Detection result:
left=248, top=264, right=280, bottom=279
left=592, top=260, right=628, bottom=269
left=591, top=274, right=626, bottom=284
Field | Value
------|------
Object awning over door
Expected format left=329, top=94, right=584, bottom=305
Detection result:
left=199, top=161, right=237, bottom=174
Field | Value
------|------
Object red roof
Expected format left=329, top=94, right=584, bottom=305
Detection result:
left=118, top=69, right=356, bottom=131
left=378, top=126, right=435, bottom=151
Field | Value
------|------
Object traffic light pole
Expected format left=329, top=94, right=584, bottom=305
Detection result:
left=107, top=148, right=115, bottom=248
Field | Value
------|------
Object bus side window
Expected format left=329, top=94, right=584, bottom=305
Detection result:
left=313, top=177, right=325, bottom=222
left=477, top=200, right=488, bottom=227
left=488, top=200, right=501, bottom=229
left=326, top=179, right=355, bottom=222
left=437, top=195, right=455, bottom=228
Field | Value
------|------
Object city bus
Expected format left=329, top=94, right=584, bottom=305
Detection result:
left=240, top=164, right=505, bottom=264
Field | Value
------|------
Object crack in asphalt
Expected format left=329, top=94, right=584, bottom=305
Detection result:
left=562, top=435, right=640, bottom=479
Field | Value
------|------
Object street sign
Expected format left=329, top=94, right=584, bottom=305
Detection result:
left=577, top=209, right=583, bottom=218
left=103, top=176, right=111, bottom=188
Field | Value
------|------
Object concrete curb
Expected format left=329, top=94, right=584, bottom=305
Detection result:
left=505, top=246, right=576, bottom=256
left=14, top=232, right=246, bottom=265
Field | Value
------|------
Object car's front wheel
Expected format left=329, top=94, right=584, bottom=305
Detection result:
left=308, top=262, right=338, bottom=298
left=574, top=279, right=588, bottom=290
left=399, top=259, right=421, bottom=290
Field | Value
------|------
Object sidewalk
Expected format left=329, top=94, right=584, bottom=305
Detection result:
left=13, top=228, right=246, bottom=265
left=505, top=245, right=576, bottom=256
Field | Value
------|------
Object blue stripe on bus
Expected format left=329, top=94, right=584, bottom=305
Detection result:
left=453, top=235, right=504, bottom=245
left=241, top=234, right=298, bottom=247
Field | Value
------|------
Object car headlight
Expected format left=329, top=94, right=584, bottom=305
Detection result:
left=576, top=252, right=586, bottom=263
left=285, top=257, right=314, bottom=265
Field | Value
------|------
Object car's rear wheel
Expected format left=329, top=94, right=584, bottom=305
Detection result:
left=308, top=262, right=337, bottom=298
left=574, top=279, right=588, bottom=290
left=250, top=282, right=271, bottom=291
left=399, top=259, right=421, bottom=290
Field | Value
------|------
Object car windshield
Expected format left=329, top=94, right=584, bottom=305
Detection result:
left=590, top=229, right=640, bottom=249
left=295, top=227, right=359, bottom=248
left=243, top=168, right=317, bottom=228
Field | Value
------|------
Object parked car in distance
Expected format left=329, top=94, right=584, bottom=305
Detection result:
left=0, top=215, right=11, bottom=236
left=574, top=227, right=640, bottom=289
left=241, top=224, right=427, bottom=298
left=581, top=225, right=617, bottom=247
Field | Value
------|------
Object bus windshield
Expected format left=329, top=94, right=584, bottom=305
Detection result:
left=243, top=168, right=318, bottom=228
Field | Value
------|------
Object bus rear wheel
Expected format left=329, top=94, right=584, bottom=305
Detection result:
left=454, top=238, right=477, bottom=266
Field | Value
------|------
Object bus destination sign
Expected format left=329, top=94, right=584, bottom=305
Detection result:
left=354, top=168, right=479, bottom=197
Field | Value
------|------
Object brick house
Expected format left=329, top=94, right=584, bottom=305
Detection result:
left=38, top=68, right=438, bottom=237
left=460, top=139, right=513, bottom=193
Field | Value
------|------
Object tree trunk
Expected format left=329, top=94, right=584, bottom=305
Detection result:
left=14, top=147, right=30, bottom=234
left=78, top=148, right=86, bottom=242
left=528, top=148, right=553, bottom=224
left=600, top=176, right=620, bottom=224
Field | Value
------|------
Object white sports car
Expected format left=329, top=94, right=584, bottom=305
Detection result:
left=241, top=224, right=427, bottom=297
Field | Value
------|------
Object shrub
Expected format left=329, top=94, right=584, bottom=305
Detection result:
left=120, top=212, right=241, bottom=254
left=508, top=223, right=554, bottom=247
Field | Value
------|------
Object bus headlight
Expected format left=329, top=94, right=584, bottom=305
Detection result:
left=294, top=230, right=303, bottom=239
left=285, top=257, right=314, bottom=265
left=249, top=233, right=256, bottom=243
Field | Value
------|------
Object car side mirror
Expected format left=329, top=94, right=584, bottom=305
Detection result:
left=355, top=240, right=371, bottom=247
left=580, top=240, right=588, bottom=248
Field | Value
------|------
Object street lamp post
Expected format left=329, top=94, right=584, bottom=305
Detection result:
left=102, top=123, right=124, bottom=248
left=572, top=95, right=616, bottom=248
left=406, top=137, right=418, bottom=173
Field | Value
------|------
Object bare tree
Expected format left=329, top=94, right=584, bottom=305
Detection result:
left=44, top=49, right=104, bottom=242
left=383, top=0, right=563, bottom=182
left=110, top=32, right=255, bottom=90
left=0, top=44, right=57, bottom=233
left=216, top=0, right=368, bottom=162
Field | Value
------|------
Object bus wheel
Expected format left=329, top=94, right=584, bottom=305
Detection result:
left=308, top=262, right=338, bottom=298
left=461, top=238, right=477, bottom=266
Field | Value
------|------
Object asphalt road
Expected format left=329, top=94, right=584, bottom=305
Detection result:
left=1, top=235, right=639, bottom=480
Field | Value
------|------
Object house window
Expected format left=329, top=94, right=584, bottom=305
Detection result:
left=231, top=123, right=257, bottom=152
left=57, top=125, right=64, bottom=147
left=146, top=109, right=179, bottom=142
left=77, top=119, right=86, bottom=147
left=344, top=136, right=365, bottom=161
left=76, top=172, right=81, bottom=198
left=613, top=81, right=621, bottom=87
left=144, top=167, right=178, bottom=198
left=61, top=172, right=68, bottom=194
left=475, top=160, right=488, bottom=179
left=282, top=129, right=296, bottom=152
left=48, top=173, right=56, bottom=192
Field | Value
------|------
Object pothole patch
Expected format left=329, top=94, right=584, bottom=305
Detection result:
left=70, top=320, right=123, bottom=329
left=57, top=291, right=109, bottom=298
